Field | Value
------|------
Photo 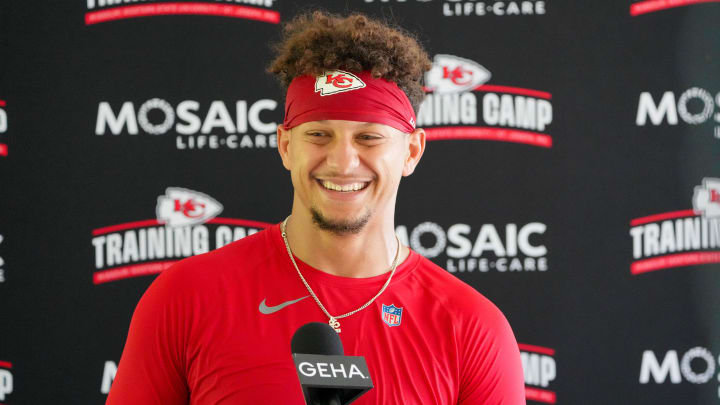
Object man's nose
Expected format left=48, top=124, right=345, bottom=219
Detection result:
left=326, top=136, right=360, bottom=174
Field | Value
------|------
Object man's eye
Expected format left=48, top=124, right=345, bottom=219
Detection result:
left=358, top=134, right=381, bottom=141
left=304, top=132, right=329, bottom=139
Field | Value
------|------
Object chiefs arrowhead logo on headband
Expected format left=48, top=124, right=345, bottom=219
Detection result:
left=315, top=70, right=366, bottom=96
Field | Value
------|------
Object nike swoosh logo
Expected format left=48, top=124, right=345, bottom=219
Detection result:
left=259, top=295, right=310, bottom=315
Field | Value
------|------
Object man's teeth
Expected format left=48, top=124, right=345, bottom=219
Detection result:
left=321, top=180, right=367, bottom=192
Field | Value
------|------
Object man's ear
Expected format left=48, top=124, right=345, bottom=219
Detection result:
left=402, top=127, right=426, bottom=177
left=277, top=125, right=292, bottom=171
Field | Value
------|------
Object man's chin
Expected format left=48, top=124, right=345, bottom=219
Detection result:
left=310, top=207, right=372, bottom=236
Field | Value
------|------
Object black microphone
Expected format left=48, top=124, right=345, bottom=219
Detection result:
left=291, top=322, right=374, bottom=405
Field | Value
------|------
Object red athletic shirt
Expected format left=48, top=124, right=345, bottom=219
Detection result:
left=107, top=224, right=525, bottom=405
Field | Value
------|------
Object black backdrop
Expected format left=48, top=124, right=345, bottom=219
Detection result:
left=1, top=1, right=720, bottom=404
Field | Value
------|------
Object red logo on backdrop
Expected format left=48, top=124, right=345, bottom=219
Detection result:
left=420, top=54, right=554, bottom=148
left=157, top=188, right=222, bottom=227
left=175, top=199, right=205, bottom=219
left=91, top=187, right=272, bottom=284
left=442, top=66, right=474, bottom=86
left=519, top=343, right=557, bottom=404
left=426, top=55, right=491, bottom=94
left=711, top=190, right=720, bottom=203
left=85, top=1, right=280, bottom=25
left=693, top=178, right=720, bottom=218
left=629, top=177, right=720, bottom=275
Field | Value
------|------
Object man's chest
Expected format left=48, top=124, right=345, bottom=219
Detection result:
left=183, top=290, right=460, bottom=404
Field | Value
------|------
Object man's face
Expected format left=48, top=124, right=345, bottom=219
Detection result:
left=277, top=120, right=424, bottom=235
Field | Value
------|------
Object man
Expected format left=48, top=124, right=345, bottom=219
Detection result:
left=107, top=11, right=525, bottom=405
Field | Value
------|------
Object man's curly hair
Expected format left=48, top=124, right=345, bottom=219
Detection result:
left=267, top=11, right=432, bottom=114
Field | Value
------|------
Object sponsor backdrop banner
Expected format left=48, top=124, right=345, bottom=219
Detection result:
left=1, top=1, right=719, bottom=404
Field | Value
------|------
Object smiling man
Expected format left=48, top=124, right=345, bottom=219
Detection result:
left=107, top=11, right=525, bottom=405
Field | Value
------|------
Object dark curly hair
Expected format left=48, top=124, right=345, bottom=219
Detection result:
left=267, top=11, right=432, bottom=114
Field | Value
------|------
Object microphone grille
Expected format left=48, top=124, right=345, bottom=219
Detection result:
left=291, top=322, right=344, bottom=355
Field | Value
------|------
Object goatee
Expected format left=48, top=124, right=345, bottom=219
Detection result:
left=310, top=207, right=371, bottom=235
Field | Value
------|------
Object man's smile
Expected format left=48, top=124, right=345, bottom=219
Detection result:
left=316, top=179, right=371, bottom=192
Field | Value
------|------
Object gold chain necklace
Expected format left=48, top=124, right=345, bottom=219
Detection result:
left=280, top=216, right=401, bottom=333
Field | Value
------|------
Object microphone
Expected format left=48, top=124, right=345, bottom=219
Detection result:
left=291, top=322, right=374, bottom=405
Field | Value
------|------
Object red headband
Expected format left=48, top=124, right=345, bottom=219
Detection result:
left=283, top=70, right=416, bottom=134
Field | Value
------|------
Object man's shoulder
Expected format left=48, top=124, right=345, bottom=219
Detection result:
left=411, top=253, right=507, bottom=325
left=155, top=225, right=277, bottom=288
left=412, top=254, right=488, bottom=303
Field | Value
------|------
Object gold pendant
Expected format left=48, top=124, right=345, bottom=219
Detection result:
left=329, top=317, right=341, bottom=333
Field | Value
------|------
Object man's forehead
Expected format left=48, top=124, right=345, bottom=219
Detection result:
left=311, top=120, right=380, bottom=126
left=297, top=120, right=406, bottom=134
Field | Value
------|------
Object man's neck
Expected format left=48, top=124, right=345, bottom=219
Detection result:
left=284, top=204, right=408, bottom=279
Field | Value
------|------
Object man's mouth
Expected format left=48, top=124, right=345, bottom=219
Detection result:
left=317, top=179, right=370, bottom=192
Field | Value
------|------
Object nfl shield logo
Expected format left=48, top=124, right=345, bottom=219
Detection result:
left=381, top=304, right=403, bottom=327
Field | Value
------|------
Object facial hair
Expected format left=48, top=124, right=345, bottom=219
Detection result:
left=310, top=207, right=372, bottom=236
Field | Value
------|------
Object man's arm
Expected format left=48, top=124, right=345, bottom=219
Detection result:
left=458, top=301, right=526, bottom=405
left=106, top=267, right=190, bottom=404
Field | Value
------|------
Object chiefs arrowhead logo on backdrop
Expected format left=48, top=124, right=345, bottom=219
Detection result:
left=315, top=70, right=366, bottom=96
left=156, top=187, right=223, bottom=227
left=425, top=54, right=491, bottom=94
left=693, top=178, right=720, bottom=218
